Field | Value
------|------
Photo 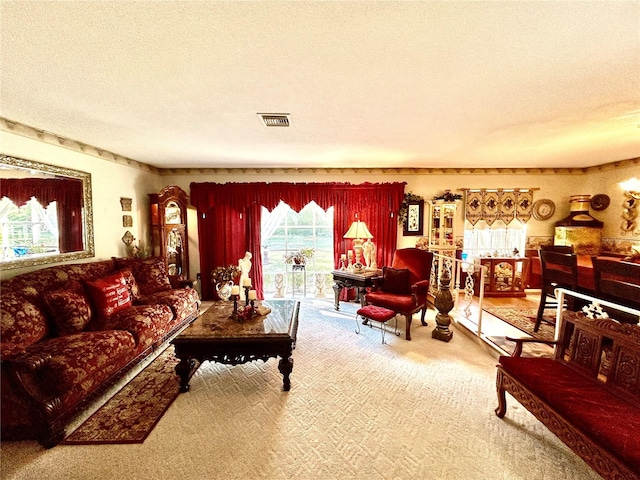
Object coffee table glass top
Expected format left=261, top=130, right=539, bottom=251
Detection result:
left=178, top=299, right=300, bottom=339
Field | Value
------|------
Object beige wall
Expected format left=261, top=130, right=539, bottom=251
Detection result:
left=2, top=126, right=638, bottom=281
left=162, top=162, right=640, bottom=278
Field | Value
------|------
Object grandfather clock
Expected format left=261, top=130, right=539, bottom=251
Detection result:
left=149, top=186, right=189, bottom=283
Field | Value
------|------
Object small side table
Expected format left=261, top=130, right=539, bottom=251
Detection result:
left=291, top=264, right=306, bottom=297
left=331, top=269, right=381, bottom=310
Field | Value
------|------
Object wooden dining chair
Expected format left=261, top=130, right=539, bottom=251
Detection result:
left=591, top=256, right=640, bottom=324
left=534, top=250, right=579, bottom=332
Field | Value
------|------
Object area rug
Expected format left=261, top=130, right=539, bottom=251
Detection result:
left=483, top=307, right=557, bottom=342
left=62, top=346, right=180, bottom=444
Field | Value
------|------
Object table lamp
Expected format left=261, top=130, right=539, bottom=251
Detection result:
left=343, top=220, right=373, bottom=267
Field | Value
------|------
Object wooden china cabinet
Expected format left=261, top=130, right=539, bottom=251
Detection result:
left=149, top=186, right=189, bottom=283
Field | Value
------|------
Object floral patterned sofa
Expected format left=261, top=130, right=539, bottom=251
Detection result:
left=0, top=257, right=200, bottom=448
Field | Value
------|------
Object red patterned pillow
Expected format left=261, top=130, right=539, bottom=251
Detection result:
left=84, top=271, right=132, bottom=318
left=381, top=267, right=410, bottom=295
left=118, top=268, right=141, bottom=301
left=43, top=289, right=93, bottom=335
left=113, top=257, right=171, bottom=295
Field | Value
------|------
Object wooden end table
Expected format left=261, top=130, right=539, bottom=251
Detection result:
left=331, top=269, right=381, bottom=310
left=171, top=299, right=300, bottom=392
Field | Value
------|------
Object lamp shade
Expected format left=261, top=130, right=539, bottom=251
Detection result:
left=343, top=220, right=373, bottom=239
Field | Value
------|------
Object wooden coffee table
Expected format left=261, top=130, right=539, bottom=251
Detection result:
left=171, top=299, right=300, bottom=392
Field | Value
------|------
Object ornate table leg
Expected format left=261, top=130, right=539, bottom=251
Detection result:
left=175, top=356, right=198, bottom=393
left=332, top=281, right=343, bottom=310
left=278, top=356, right=294, bottom=391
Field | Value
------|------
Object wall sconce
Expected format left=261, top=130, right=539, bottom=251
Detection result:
left=619, top=177, right=640, bottom=235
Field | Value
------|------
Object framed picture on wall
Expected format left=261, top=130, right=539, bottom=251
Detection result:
left=403, top=200, right=424, bottom=236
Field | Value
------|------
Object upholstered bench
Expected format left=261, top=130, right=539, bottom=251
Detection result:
left=495, top=311, right=640, bottom=480
left=355, top=305, right=398, bottom=344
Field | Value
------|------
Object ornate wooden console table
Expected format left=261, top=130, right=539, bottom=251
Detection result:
left=331, top=269, right=381, bottom=310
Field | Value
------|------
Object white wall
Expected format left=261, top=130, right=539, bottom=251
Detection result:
left=1, top=130, right=164, bottom=279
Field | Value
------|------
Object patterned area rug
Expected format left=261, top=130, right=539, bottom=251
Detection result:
left=483, top=307, right=557, bottom=357
left=62, top=346, right=180, bottom=444
left=483, top=307, right=556, bottom=341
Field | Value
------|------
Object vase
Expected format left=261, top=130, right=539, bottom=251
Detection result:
left=216, top=281, right=234, bottom=301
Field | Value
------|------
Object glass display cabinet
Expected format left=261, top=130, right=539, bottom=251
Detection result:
left=149, top=186, right=189, bottom=283
left=427, top=200, right=458, bottom=253
left=426, top=201, right=460, bottom=292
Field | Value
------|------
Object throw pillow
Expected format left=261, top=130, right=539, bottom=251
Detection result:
left=43, top=289, right=93, bottom=335
left=381, top=267, right=410, bottom=295
left=113, top=257, right=172, bottom=295
left=118, top=268, right=141, bottom=301
left=84, top=271, right=132, bottom=318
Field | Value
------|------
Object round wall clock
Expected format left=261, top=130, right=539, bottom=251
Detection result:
left=532, top=199, right=555, bottom=220
left=590, top=194, right=610, bottom=211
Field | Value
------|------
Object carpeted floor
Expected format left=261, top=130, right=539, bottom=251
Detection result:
left=1, top=298, right=601, bottom=480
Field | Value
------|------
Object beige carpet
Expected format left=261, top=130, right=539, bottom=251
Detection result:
left=1, top=299, right=601, bottom=480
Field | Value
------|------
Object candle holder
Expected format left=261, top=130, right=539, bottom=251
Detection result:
left=230, top=294, right=239, bottom=319
left=243, top=286, right=251, bottom=306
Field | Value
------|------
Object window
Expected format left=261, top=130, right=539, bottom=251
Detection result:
left=0, top=197, right=59, bottom=261
left=462, top=219, right=526, bottom=261
left=261, top=201, right=334, bottom=297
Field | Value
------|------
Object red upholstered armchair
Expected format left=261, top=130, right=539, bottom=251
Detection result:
left=364, top=248, right=434, bottom=340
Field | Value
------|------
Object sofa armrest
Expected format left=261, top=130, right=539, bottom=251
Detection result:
left=3, top=352, right=59, bottom=411
left=7, top=351, right=52, bottom=372
left=504, top=336, right=558, bottom=357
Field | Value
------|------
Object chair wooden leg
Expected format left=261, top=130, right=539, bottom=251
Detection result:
left=420, top=306, right=428, bottom=326
left=534, top=291, right=547, bottom=332
left=404, top=314, right=412, bottom=341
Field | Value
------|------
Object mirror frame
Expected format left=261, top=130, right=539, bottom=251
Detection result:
left=0, top=154, right=95, bottom=270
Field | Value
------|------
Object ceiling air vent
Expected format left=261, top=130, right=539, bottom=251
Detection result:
left=259, top=113, right=290, bottom=127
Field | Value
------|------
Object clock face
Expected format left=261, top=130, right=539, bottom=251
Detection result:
left=533, top=199, right=555, bottom=220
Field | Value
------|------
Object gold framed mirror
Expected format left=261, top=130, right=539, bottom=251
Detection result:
left=0, top=154, right=95, bottom=270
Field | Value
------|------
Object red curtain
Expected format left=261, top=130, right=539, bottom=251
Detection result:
left=190, top=182, right=405, bottom=300
left=1, top=178, right=84, bottom=253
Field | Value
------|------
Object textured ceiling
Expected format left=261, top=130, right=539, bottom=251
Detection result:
left=1, top=1, right=639, bottom=170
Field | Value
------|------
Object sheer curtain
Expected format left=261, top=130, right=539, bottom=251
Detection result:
left=190, top=182, right=405, bottom=300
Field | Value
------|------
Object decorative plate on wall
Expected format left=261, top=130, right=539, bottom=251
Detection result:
left=532, top=199, right=555, bottom=220
left=590, top=194, right=610, bottom=211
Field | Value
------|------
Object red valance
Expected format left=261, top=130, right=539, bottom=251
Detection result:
left=190, top=182, right=406, bottom=214
left=1, top=178, right=83, bottom=209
